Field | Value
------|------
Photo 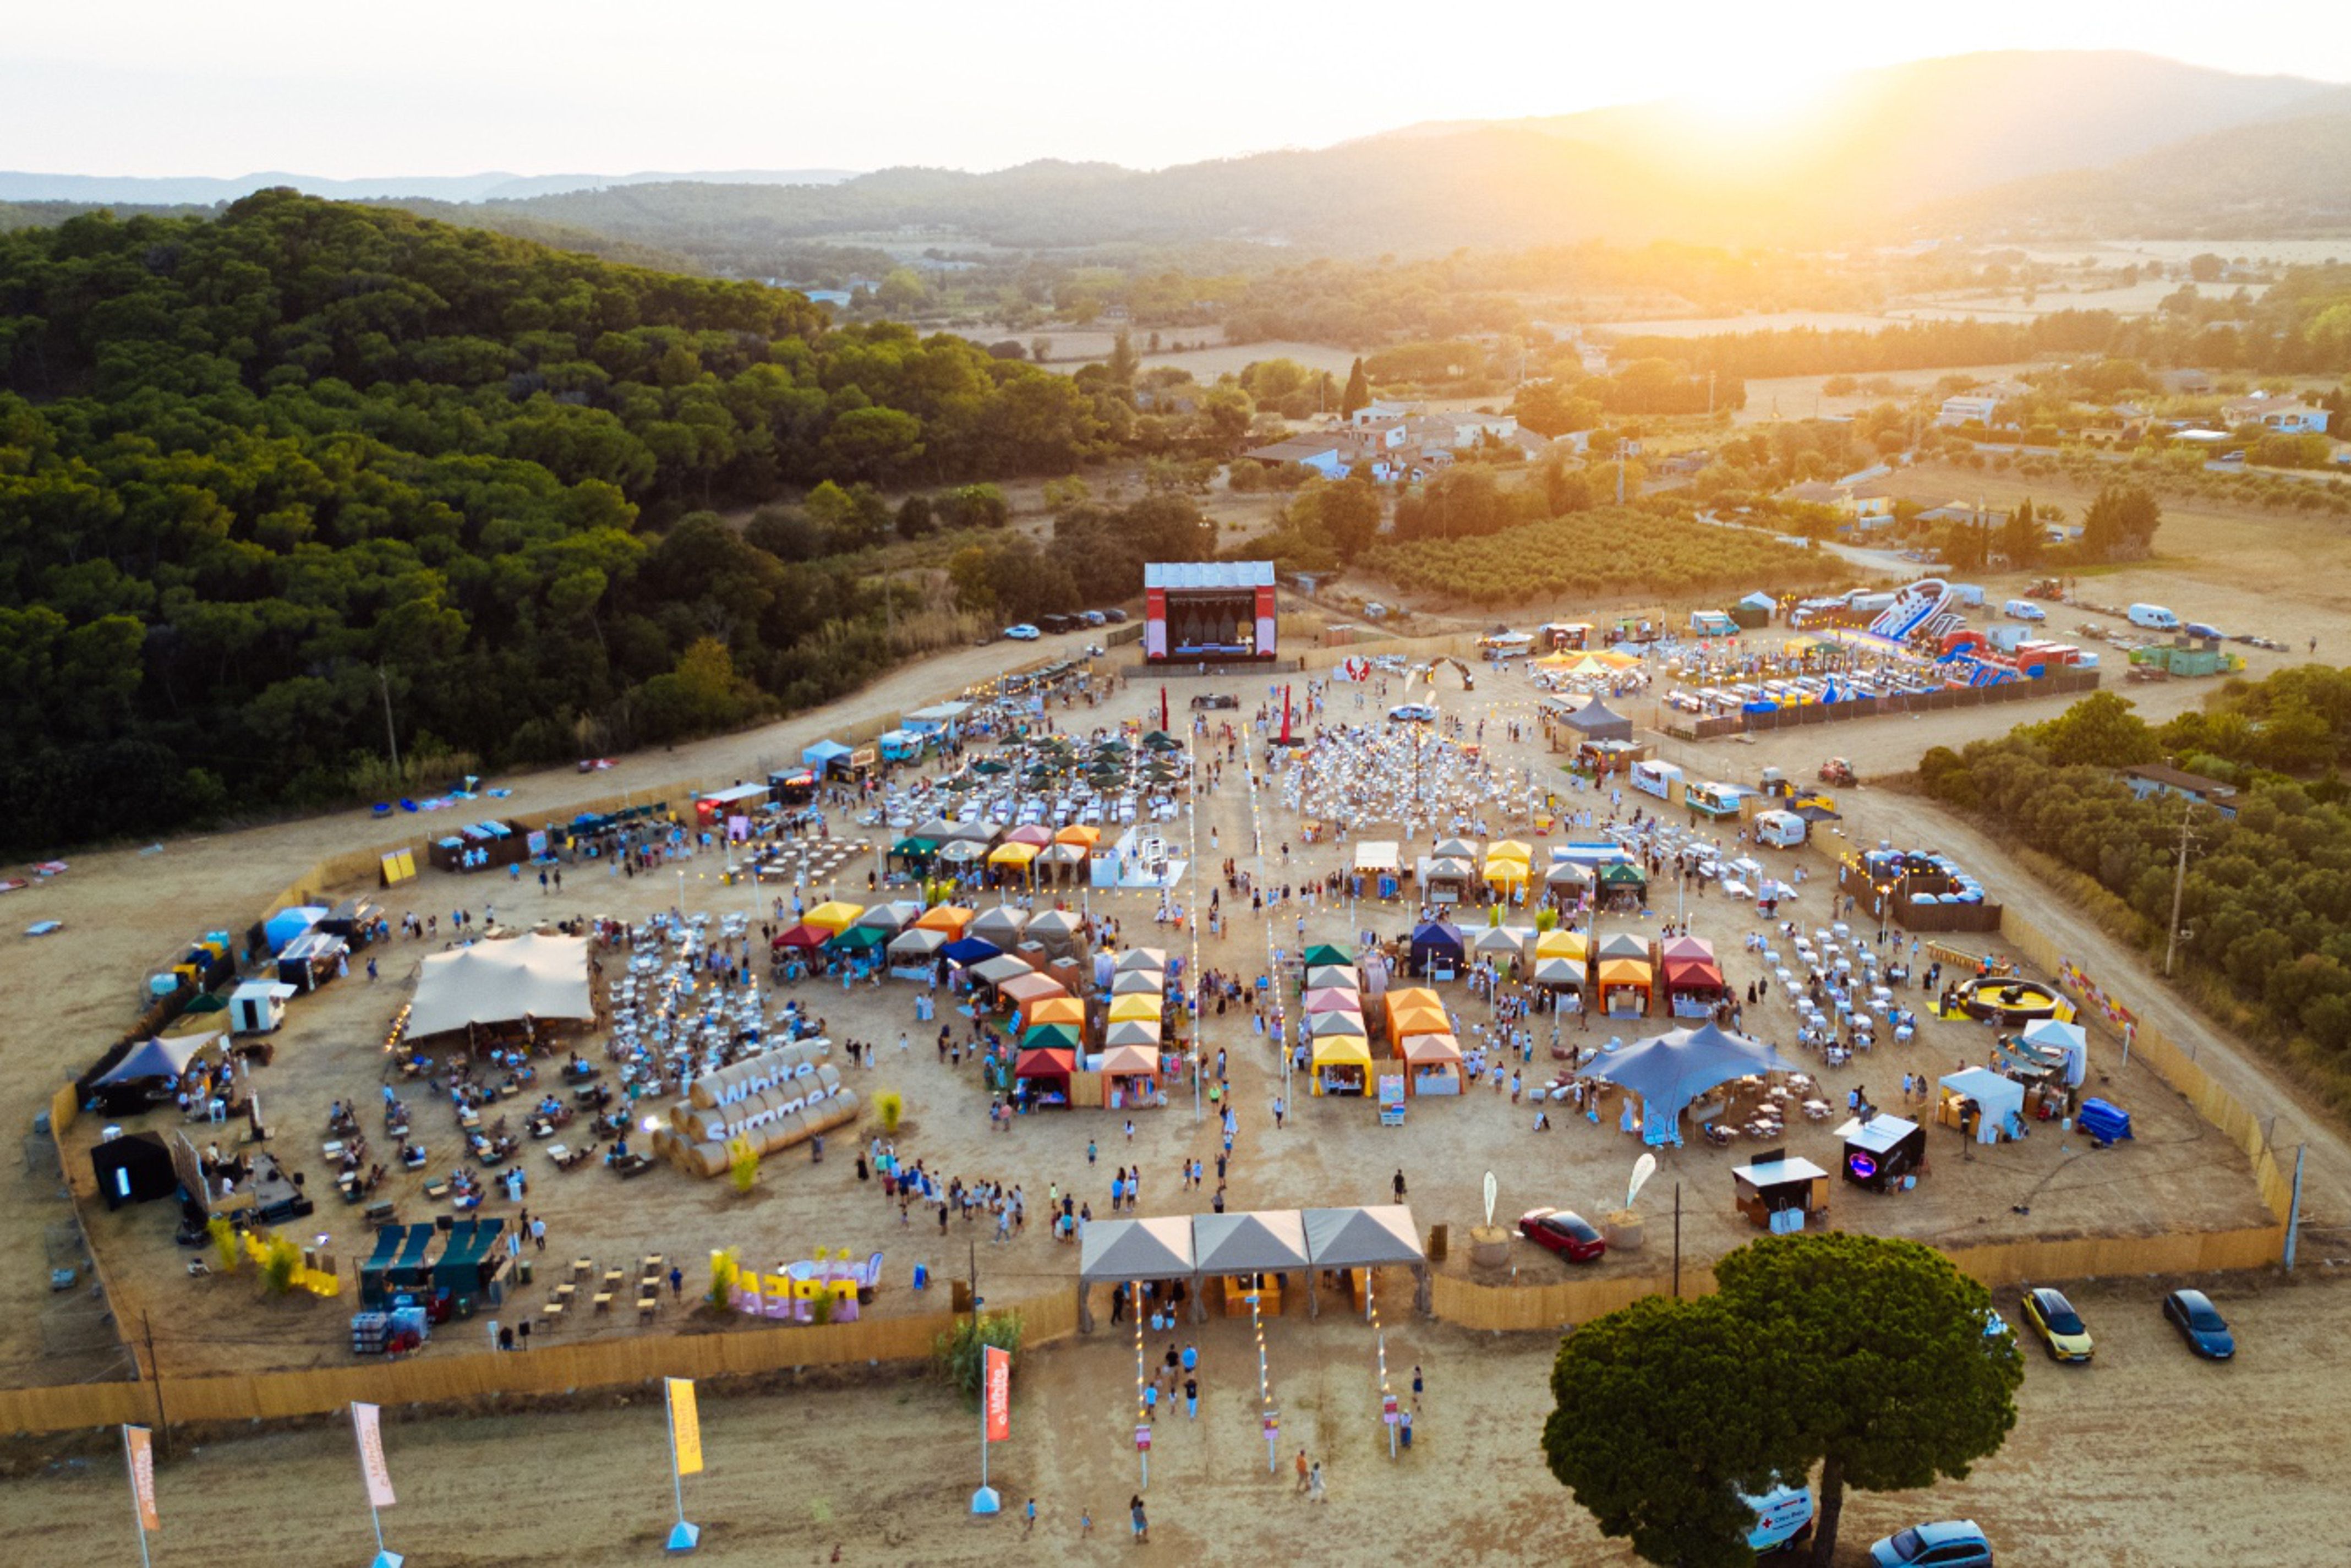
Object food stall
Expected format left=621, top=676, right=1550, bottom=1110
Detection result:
left=1731, top=1154, right=1830, bottom=1232
left=1099, top=1043, right=1163, bottom=1110
left=1835, top=1114, right=1927, bottom=1192
left=1408, top=921, right=1464, bottom=981
left=1659, top=936, right=1726, bottom=1018
left=1397, top=1031, right=1464, bottom=1096
left=1937, top=1068, right=2025, bottom=1145
left=228, top=980, right=298, bottom=1035
left=1013, top=1047, right=1078, bottom=1108
left=1421, top=857, right=1473, bottom=906
left=1630, top=758, right=1682, bottom=800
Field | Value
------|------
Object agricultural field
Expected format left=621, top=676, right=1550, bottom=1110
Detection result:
left=1365, top=508, right=1849, bottom=607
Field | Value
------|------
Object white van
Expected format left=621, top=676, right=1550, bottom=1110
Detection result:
left=2128, top=603, right=2180, bottom=631
left=2001, top=598, right=2046, bottom=622
left=1745, top=1483, right=1816, bottom=1554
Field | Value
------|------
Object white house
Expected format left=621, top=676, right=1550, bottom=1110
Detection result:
left=1936, top=394, right=2000, bottom=428
left=1352, top=400, right=1423, bottom=427
left=2220, top=395, right=2330, bottom=435
left=1243, top=436, right=1349, bottom=480
left=1786, top=478, right=1896, bottom=530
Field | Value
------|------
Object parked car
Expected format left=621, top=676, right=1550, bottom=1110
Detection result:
left=2162, top=1288, right=2235, bottom=1360
left=1742, top=1482, right=1813, bottom=1556
left=2019, top=1286, right=2094, bottom=1362
left=1387, top=702, right=1437, bottom=724
left=1868, top=1520, right=1994, bottom=1566
left=1102, top=607, right=1129, bottom=622
left=1003, top=624, right=1041, bottom=641
left=1517, top=1208, right=1606, bottom=1263
left=1082, top=610, right=1108, bottom=626
left=2184, top=621, right=2225, bottom=641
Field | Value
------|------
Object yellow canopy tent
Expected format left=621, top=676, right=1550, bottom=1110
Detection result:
left=1053, top=824, right=1102, bottom=849
left=1485, top=840, right=1533, bottom=864
left=1483, top=858, right=1529, bottom=886
left=1309, top=1034, right=1374, bottom=1097
left=914, top=905, right=974, bottom=935
left=802, top=901, right=864, bottom=933
left=1029, top=996, right=1086, bottom=1027
left=1107, top=993, right=1161, bottom=1023
left=1387, top=1004, right=1449, bottom=1040
left=1537, top=928, right=1589, bottom=960
left=987, top=841, right=1040, bottom=867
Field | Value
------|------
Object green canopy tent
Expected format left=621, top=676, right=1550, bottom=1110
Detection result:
left=1022, top=1023, right=1082, bottom=1050
left=827, top=925, right=888, bottom=952
left=1300, top=943, right=1352, bottom=970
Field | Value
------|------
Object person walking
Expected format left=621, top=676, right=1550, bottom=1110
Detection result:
left=1130, top=1495, right=1149, bottom=1543
left=1308, top=1459, right=1326, bottom=1502
left=1184, top=1374, right=1199, bottom=1421
left=1412, top=1364, right=1424, bottom=1411
left=1294, top=1448, right=1310, bottom=1494
left=1392, top=1167, right=1407, bottom=1203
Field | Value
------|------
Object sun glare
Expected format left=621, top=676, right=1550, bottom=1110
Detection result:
left=1673, top=64, right=1839, bottom=135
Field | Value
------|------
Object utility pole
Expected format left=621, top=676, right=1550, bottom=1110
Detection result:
left=375, top=664, right=401, bottom=783
left=1671, top=1183, right=1682, bottom=1299
left=2163, top=805, right=2196, bottom=977
left=142, top=1311, right=170, bottom=1460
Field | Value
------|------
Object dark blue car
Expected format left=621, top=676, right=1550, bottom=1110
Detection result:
left=2162, top=1288, right=2234, bottom=1360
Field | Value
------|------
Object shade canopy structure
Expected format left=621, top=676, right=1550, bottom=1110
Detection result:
left=939, top=936, right=1001, bottom=966
left=1546, top=860, right=1595, bottom=888
left=1078, top=1216, right=1196, bottom=1283
left=827, top=925, right=886, bottom=952
left=987, top=841, right=1040, bottom=868
left=95, top=1032, right=217, bottom=1085
left=1398, top=1031, right=1463, bottom=1064
left=1305, top=965, right=1359, bottom=992
left=1431, top=837, right=1478, bottom=862
left=1003, top=824, right=1054, bottom=848
left=1111, top=969, right=1164, bottom=996
left=1105, top=1019, right=1162, bottom=1046
left=1408, top=921, right=1464, bottom=974
left=1485, top=839, right=1533, bottom=865
left=1386, top=1005, right=1447, bottom=1041
left=1596, top=932, right=1649, bottom=963
left=1659, top=935, right=1713, bottom=965
left=1354, top=841, right=1401, bottom=873
left=1940, top=1067, right=2026, bottom=1144
left=938, top=840, right=986, bottom=864
left=912, top=816, right=964, bottom=844
left=998, top=971, right=1069, bottom=1007
left=969, top=906, right=1029, bottom=946
left=1595, top=957, right=1651, bottom=992
left=1474, top=925, right=1533, bottom=958
left=1193, top=1210, right=1311, bottom=1275
left=1099, top=1043, right=1162, bottom=1076
left=802, top=901, right=864, bottom=933
left=1014, top=1047, right=1076, bottom=1081
left=1534, top=956, right=1587, bottom=988
left=1028, top=996, right=1086, bottom=1027
left=771, top=923, right=829, bottom=951
left=1302, top=987, right=1362, bottom=1014
left=801, top=739, right=853, bottom=768
left=408, top=935, right=593, bottom=1039
left=887, top=927, right=947, bottom=959
left=1537, top=928, right=1589, bottom=960
left=1597, top=861, right=1648, bottom=890
left=890, top=836, right=938, bottom=862
left=856, top=900, right=923, bottom=932
left=1027, top=910, right=1084, bottom=956
left=1021, top=1023, right=1081, bottom=1051
left=972, top=954, right=1033, bottom=986
left=1587, top=1023, right=1798, bottom=1134
left=1299, top=943, right=1352, bottom=970
left=1560, top=699, right=1634, bottom=741
left=1306, top=1009, right=1367, bottom=1038
left=1107, top=993, right=1161, bottom=1023
left=1425, top=857, right=1474, bottom=885
left=1302, top=1205, right=1426, bottom=1269
left=1116, top=947, right=1169, bottom=973
left=2021, top=1018, right=2090, bottom=1086
left=1038, top=843, right=1087, bottom=866
left=1481, top=858, right=1528, bottom=887
left=1310, top=1035, right=1374, bottom=1067
left=1054, top=824, right=1102, bottom=849
left=914, top=905, right=974, bottom=935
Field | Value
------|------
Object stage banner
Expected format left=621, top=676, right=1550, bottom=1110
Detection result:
left=352, top=1402, right=396, bottom=1508
left=125, top=1425, right=160, bottom=1530
left=668, top=1378, right=704, bottom=1476
left=983, top=1346, right=1012, bottom=1443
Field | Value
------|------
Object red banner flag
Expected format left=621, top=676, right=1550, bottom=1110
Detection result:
left=352, top=1401, right=396, bottom=1509
left=125, top=1425, right=160, bottom=1531
left=983, top=1344, right=1012, bottom=1443
left=1160, top=685, right=1169, bottom=734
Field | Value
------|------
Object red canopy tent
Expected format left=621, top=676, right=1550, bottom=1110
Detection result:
left=1013, top=1046, right=1077, bottom=1108
left=772, top=923, right=829, bottom=950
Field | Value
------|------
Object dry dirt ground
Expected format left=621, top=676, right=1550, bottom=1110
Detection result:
left=54, top=670, right=2270, bottom=1379
left=6, top=1271, right=2348, bottom=1567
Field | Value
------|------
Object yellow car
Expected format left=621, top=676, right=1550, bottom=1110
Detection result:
left=2021, top=1286, right=2093, bottom=1363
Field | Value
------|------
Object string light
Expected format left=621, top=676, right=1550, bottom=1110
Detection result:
left=1133, top=1275, right=1150, bottom=1489
left=1250, top=1284, right=1277, bottom=1473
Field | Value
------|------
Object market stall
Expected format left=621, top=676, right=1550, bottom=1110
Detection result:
left=1408, top=920, right=1464, bottom=980
left=1731, top=1155, right=1830, bottom=1232
left=1937, top=1068, right=2026, bottom=1145
left=1596, top=860, right=1648, bottom=910
left=1397, top=1031, right=1464, bottom=1095
left=1659, top=936, right=1726, bottom=1017
left=1192, top=1210, right=1312, bottom=1318
left=1422, top=857, right=1473, bottom=905
left=1310, top=1035, right=1374, bottom=1096
left=1100, top=1043, right=1163, bottom=1109
left=1595, top=933, right=1653, bottom=1017
left=1013, top=1047, right=1077, bottom=1109
left=1836, top=1113, right=1927, bottom=1191
left=1545, top=859, right=1595, bottom=910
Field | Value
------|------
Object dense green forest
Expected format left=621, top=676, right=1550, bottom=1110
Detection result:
left=1919, top=670, right=2351, bottom=1105
left=0, top=192, right=1136, bottom=853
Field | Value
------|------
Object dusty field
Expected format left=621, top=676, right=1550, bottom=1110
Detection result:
left=7, top=1270, right=2348, bottom=1567
left=37, top=659, right=2275, bottom=1385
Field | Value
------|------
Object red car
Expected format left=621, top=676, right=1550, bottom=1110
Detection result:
left=1518, top=1208, right=1606, bottom=1263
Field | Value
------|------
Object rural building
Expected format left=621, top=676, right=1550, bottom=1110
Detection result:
left=1243, top=435, right=1350, bottom=479
left=1936, top=394, right=2001, bottom=427
left=1786, top=478, right=1897, bottom=530
left=2220, top=396, right=2330, bottom=435
left=2120, top=763, right=2240, bottom=819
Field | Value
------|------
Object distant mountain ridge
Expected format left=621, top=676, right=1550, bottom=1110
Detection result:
left=0, top=168, right=860, bottom=206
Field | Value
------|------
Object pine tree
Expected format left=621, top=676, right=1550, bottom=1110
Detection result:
left=1342, top=357, right=1370, bottom=416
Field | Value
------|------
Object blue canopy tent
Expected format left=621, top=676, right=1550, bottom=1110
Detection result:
left=802, top=739, right=854, bottom=772
left=1407, top=920, right=1464, bottom=979
left=1586, top=1021, right=1799, bottom=1147
left=940, top=936, right=1002, bottom=966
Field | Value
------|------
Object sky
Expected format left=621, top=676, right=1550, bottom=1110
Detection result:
left=4, top=0, right=2349, bottom=178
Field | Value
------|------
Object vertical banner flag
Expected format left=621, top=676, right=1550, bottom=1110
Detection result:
left=667, top=1377, right=704, bottom=1476
left=983, top=1345, right=1012, bottom=1444
left=125, top=1424, right=160, bottom=1531
left=352, top=1401, right=397, bottom=1508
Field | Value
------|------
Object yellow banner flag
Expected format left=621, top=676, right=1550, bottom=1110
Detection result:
left=667, top=1378, right=703, bottom=1477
